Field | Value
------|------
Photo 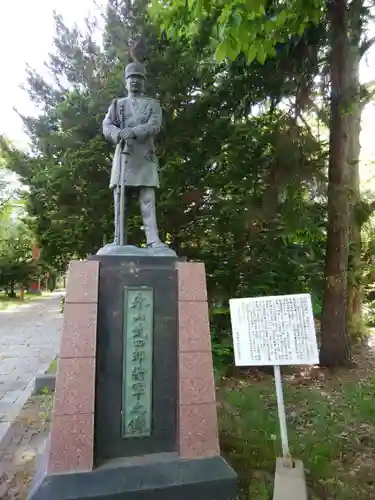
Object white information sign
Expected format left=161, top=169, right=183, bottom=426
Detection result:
left=229, top=293, right=319, bottom=367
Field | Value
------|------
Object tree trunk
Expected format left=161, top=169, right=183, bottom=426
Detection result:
left=8, top=281, right=16, bottom=298
left=320, top=0, right=352, bottom=367
left=346, top=0, right=371, bottom=340
left=347, top=95, right=363, bottom=340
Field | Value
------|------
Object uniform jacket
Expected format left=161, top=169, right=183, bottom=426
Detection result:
left=103, top=96, right=162, bottom=189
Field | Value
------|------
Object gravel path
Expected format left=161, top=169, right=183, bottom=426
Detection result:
left=0, top=295, right=62, bottom=444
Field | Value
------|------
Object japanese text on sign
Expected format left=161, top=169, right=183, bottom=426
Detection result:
left=122, top=287, right=154, bottom=437
left=229, top=294, right=319, bottom=366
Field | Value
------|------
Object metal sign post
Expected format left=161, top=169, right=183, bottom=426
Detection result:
left=274, top=364, right=291, bottom=465
left=229, top=293, right=319, bottom=499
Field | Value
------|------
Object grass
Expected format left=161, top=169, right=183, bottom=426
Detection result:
left=46, top=357, right=58, bottom=374
left=0, top=291, right=53, bottom=311
left=217, top=346, right=375, bottom=499
left=38, top=391, right=55, bottom=422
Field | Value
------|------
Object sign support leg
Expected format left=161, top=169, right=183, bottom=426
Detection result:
left=273, top=365, right=290, bottom=461
left=272, top=365, right=308, bottom=499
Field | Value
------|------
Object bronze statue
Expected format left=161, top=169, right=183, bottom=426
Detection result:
left=102, top=62, right=169, bottom=252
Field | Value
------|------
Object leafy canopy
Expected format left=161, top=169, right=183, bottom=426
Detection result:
left=4, top=0, right=327, bottom=333
left=149, top=0, right=325, bottom=63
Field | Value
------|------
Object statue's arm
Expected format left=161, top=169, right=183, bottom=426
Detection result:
left=102, top=100, right=121, bottom=144
left=131, top=100, right=162, bottom=141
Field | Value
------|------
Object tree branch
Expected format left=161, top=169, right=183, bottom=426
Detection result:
left=364, top=79, right=375, bottom=90
left=306, top=97, right=330, bottom=127
left=0, top=195, right=12, bottom=210
left=360, top=36, right=375, bottom=57
left=368, top=200, right=375, bottom=215
left=358, top=79, right=375, bottom=107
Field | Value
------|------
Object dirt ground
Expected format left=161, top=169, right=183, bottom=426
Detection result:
left=218, top=340, right=375, bottom=500
left=0, top=394, right=52, bottom=500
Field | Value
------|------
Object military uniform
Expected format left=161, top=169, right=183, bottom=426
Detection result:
left=103, top=96, right=162, bottom=189
left=102, top=62, right=165, bottom=247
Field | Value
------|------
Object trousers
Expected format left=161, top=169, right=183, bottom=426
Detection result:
left=113, top=186, right=160, bottom=246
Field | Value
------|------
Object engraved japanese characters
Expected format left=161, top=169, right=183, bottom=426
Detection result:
left=123, top=287, right=154, bottom=437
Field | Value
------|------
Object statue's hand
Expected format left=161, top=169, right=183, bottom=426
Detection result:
left=120, top=129, right=129, bottom=140
left=119, top=129, right=136, bottom=141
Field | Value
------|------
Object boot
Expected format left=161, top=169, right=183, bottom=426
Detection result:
left=139, top=187, right=167, bottom=248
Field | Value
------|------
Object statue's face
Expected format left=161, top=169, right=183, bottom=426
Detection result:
left=126, top=75, right=145, bottom=95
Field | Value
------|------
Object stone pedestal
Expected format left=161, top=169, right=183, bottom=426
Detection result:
left=28, top=257, right=237, bottom=500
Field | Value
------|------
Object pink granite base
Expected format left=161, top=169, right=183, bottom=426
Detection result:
left=47, top=260, right=99, bottom=474
left=48, top=413, right=94, bottom=474
left=177, top=262, right=220, bottom=459
left=28, top=258, right=238, bottom=500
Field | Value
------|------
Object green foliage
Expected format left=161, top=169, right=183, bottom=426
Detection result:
left=149, top=0, right=325, bottom=63
left=3, top=0, right=325, bottom=267
left=3, top=0, right=330, bottom=368
left=47, top=357, right=58, bottom=374
left=39, top=391, right=54, bottom=423
left=364, top=300, right=375, bottom=327
left=0, top=217, right=37, bottom=295
left=219, top=374, right=375, bottom=498
left=0, top=144, right=22, bottom=219
left=211, top=306, right=233, bottom=376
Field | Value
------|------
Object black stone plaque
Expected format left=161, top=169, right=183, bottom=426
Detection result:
left=90, top=255, right=178, bottom=464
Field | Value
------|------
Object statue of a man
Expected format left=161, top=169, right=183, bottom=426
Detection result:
left=102, top=62, right=166, bottom=248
